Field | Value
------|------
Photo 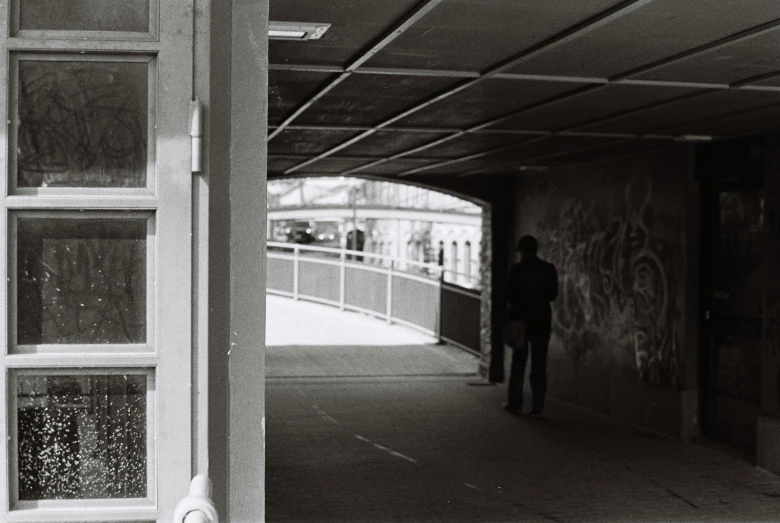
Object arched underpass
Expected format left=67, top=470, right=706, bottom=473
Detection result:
left=266, top=294, right=780, bottom=523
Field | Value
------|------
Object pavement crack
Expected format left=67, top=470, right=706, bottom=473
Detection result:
left=665, top=487, right=699, bottom=509
left=732, top=478, right=780, bottom=500
left=649, top=479, right=699, bottom=509
left=579, top=442, right=604, bottom=454
left=538, top=511, right=564, bottom=523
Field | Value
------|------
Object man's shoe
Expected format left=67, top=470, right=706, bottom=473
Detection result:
left=530, top=411, right=544, bottom=419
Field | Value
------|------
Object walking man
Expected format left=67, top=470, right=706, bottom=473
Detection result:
left=504, top=235, right=558, bottom=418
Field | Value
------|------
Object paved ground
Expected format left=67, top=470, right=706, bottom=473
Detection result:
left=267, top=294, right=441, bottom=347
left=266, top=296, right=780, bottom=522
left=267, top=343, right=478, bottom=379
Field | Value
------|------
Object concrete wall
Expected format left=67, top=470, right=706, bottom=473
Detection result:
left=391, top=139, right=780, bottom=461
left=507, top=146, right=696, bottom=435
left=762, top=135, right=780, bottom=419
left=759, top=134, right=780, bottom=473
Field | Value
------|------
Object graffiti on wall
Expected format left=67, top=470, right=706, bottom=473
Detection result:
left=538, top=177, right=681, bottom=385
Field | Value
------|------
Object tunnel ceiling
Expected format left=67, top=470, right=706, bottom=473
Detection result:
left=268, top=0, right=780, bottom=179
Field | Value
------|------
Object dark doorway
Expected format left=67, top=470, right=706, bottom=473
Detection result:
left=699, top=138, right=765, bottom=453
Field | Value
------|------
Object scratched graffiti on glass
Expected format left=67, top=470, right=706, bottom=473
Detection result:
left=17, top=60, right=148, bottom=188
left=17, top=374, right=147, bottom=500
left=17, top=218, right=146, bottom=344
left=18, top=0, right=150, bottom=32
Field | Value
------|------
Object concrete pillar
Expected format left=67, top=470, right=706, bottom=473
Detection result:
left=680, top=148, right=700, bottom=440
left=489, top=180, right=513, bottom=382
left=200, top=1, right=231, bottom=516
left=227, top=1, right=268, bottom=519
left=758, top=133, right=780, bottom=474
left=202, top=0, right=268, bottom=520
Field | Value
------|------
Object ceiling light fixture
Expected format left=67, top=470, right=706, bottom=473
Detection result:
left=269, top=22, right=331, bottom=41
left=674, top=134, right=714, bottom=143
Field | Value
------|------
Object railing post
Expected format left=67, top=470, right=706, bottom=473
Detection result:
left=436, top=268, right=443, bottom=343
left=339, top=248, right=346, bottom=310
left=386, top=259, right=393, bottom=324
left=293, top=244, right=300, bottom=300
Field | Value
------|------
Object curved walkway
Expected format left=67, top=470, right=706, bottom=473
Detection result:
left=266, top=294, right=479, bottom=378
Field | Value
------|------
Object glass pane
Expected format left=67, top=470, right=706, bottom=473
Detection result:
left=18, top=60, right=148, bottom=188
left=19, top=0, right=149, bottom=32
left=17, top=373, right=147, bottom=500
left=17, top=217, right=147, bottom=345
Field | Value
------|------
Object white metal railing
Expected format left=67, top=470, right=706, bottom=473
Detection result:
left=267, top=241, right=484, bottom=353
left=267, top=241, right=443, bottom=336
left=266, top=241, right=483, bottom=287
left=266, top=241, right=444, bottom=275
left=441, top=269, right=481, bottom=289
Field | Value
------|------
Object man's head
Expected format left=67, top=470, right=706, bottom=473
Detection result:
left=516, top=235, right=538, bottom=260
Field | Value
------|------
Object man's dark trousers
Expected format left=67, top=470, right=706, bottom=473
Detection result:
left=508, top=330, right=551, bottom=413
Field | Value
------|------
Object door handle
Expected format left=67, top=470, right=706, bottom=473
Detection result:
left=173, top=475, right=219, bottom=523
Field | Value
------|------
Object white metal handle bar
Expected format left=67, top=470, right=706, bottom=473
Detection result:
left=173, top=475, right=219, bottom=523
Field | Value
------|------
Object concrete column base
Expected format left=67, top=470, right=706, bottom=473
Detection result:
left=757, top=415, right=780, bottom=475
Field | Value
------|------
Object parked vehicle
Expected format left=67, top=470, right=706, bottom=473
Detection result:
left=311, top=221, right=341, bottom=248
left=285, top=220, right=315, bottom=244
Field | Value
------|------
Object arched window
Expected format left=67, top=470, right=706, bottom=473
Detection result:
left=406, top=239, right=415, bottom=261
left=450, top=241, right=458, bottom=280
left=464, top=241, right=472, bottom=281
